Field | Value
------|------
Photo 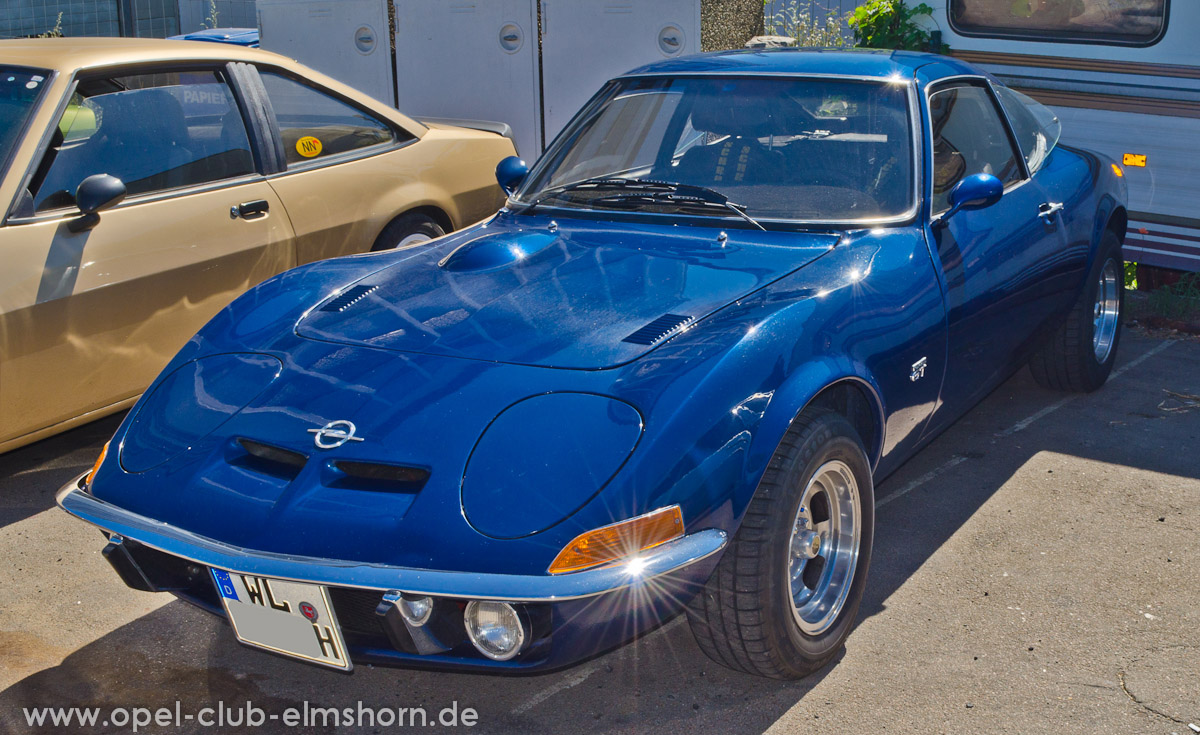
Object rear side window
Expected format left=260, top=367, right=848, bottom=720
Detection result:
left=29, top=70, right=255, bottom=213
left=259, top=72, right=403, bottom=168
left=927, top=84, right=1023, bottom=214
left=994, top=85, right=1061, bottom=176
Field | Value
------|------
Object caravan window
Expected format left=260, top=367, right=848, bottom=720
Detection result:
left=995, top=86, right=1061, bottom=175
left=950, top=0, right=1168, bottom=46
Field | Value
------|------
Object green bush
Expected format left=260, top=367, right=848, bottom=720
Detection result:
left=848, top=1, right=947, bottom=53
left=1147, top=273, right=1200, bottom=321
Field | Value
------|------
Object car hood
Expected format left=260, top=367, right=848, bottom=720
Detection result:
left=296, top=214, right=838, bottom=369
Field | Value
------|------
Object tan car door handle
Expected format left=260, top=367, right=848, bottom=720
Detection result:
left=230, top=200, right=270, bottom=219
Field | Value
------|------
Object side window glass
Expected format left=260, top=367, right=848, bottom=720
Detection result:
left=995, top=85, right=1061, bottom=175
left=29, top=70, right=255, bottom=213
left=928, top=84, right=1023, bottom=214
left=259, top=72, right=403, bottom=168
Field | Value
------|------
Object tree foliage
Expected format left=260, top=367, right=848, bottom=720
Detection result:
left=848, top=1, right=948, bottom=52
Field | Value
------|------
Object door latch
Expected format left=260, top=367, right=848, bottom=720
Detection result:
left=1038, top=201, right=1064, bottom=225
left=230, top=200, right=270, bottom=219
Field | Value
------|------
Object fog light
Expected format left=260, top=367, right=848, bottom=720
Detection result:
left=398, top=595, right=433, bottom=627
left=464, top=601, right=526, bottom=661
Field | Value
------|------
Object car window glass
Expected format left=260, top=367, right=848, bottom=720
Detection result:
left=928, top=84, right=1023, bottom=214
left=29, top=70, right=255, bottom=213
left=548, top=88, right=683, bottom=187
left=259, top=72, right=401, bottom=168
left=521, top=76, right=915, bottom=222
left=995, top=85, right=1061, bottom=175
left=1, top=68, right=51, bottom=169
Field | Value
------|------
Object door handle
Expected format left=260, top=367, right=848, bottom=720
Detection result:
left=1038, top=201, right=1064, bottom=225
left=230, top=200, right=269, bottom=219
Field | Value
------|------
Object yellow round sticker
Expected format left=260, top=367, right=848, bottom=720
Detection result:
left=296, top=136, right=323, bottom=158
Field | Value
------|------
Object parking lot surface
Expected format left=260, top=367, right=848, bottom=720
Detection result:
left=1, top=331, right=1197, bottom=734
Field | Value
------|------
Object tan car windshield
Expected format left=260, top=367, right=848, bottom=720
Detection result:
left=0, top=67, right=50, bottom=168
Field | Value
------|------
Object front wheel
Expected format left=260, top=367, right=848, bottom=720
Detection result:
left=686, top=409, right=874, bottom=679
left=1029, top=230, right=1124, bottom=392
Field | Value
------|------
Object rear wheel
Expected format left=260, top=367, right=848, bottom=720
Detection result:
left=1029, top=230, right=1124, bottom=392
left=686, top=409, right=874, bottom=679
left=370, top=212, right=446, bottom=252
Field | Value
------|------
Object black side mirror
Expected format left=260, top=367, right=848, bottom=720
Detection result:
left=936, top=173, right=1003, bottom=228
left=69, top=174, right=127, bottom=233
left=495, top=156, right=528, bottom=196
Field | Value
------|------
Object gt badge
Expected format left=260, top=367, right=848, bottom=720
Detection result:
left=910, top=357, right=927, bottom=382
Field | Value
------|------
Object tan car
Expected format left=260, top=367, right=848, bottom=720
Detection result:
left=0, top=38, right=515, bottom=453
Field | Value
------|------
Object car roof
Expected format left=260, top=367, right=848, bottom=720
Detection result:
left=620, top=47, right=980, bottom=81
left=0, top=37, right=288, bottom=73
left=167, top=28, right=259, bottom=46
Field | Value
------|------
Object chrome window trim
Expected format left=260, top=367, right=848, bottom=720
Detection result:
left=511, top=73, right=925, bottom=228
left=264, top=135, right=418, bottom=179
left=923, top=74, right=1032, bottom=221
left=4, top=65, right=268, bottom=227
left=5, top=173, right=267, bottom=227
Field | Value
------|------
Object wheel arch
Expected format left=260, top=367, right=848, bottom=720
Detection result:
left=371, top=204, right=455, bottom=251
left=746, top=362, right=887, bottom=510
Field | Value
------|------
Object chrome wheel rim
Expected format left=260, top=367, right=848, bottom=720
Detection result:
left=1093, top=259, right=1120, bottom=364
left=788, top=460, right=861, bottom=636
left=397, top=233, right=432, bottom=249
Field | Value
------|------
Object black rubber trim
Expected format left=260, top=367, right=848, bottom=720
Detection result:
left=226, top=62, right=286, bottom=175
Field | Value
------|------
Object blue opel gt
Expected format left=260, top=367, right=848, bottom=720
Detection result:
left=59, top=49, right=1127, bottom=678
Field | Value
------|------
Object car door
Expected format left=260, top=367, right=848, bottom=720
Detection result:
left=0, top=65, right=295, bottom=443
left=249, top=68, right=421, bottom=264
left=923, top=79, right=1071, bottom=424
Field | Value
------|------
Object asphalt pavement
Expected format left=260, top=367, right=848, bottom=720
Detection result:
left=1, top=331, right=1197, bottom=734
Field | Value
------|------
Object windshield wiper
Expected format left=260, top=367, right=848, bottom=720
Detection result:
left=524, top=177, right=766, bottom=231
left=522, top=177, right=658, bottom=208
left=591, top=181, right=767, bottom=231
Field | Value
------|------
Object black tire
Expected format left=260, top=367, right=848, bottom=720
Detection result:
left=686, top=409, right=874, bottom=679
left=370, top=212, right=446, bottom=252
left=1029, top=230, right=1124, bottom=392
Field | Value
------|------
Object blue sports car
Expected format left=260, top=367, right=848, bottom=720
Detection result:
left=60, top=49, right=1127, bottom=679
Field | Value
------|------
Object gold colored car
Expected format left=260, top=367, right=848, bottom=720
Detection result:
left=0, top=38, right=515, bottom=453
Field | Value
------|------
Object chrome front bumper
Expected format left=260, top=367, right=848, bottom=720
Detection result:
left=57, top=475, right=727, bottom=602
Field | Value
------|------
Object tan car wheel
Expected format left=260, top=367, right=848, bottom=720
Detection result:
left=371, top=212, right=446, bottom=251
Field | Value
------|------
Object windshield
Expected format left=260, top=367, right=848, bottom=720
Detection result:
left=517, top=75, right=915, bottom=223
left=0, top=67, right=51, bottom=167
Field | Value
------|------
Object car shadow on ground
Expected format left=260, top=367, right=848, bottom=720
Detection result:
left=1, top=334, right=1194, bottom=734
left=859, top=334, right=1199, bottom=625
left=0, top=413, right=124, bottom=531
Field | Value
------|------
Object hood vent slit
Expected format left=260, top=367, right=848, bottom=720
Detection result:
left=321, top=285, right=378, bottom=313
left=622, top=313, right=694, bottom=346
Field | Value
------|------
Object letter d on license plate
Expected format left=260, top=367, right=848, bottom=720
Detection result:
left=210, top=569, right=351, bottom=671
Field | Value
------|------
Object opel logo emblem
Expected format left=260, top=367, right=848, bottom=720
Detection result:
left=307, top=420, right=364, bottom=450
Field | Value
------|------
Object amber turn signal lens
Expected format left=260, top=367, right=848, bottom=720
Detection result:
left=85, top=442, right=109, bottom=487
left=1111, top=163, right=1124, bottom=178
left=548, top=505, right=684, bottom=575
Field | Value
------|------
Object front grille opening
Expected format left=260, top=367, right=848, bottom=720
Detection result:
left=331, top=461, right=430, bottom=493
left=231, top=438, right=307, bottom=480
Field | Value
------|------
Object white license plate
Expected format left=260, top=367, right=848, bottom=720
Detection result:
left=211, top=569, right=352, bottom=671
